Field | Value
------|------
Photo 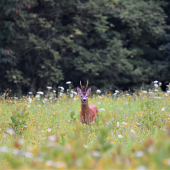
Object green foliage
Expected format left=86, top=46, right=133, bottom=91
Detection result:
left=9, top=106, right=29, bottom=135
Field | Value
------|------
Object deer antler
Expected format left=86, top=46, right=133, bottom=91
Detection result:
left=80, top=81, right=83, bottom=91
left=85, top=80, right=88, bottom=92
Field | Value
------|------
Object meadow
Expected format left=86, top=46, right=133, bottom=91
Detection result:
left=0, top=84, right=170, bottom=169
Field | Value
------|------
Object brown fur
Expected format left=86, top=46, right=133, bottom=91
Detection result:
left=80, top=101, right=99, bottom=124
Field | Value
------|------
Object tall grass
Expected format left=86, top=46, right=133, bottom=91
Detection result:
left=0, top=87, right=170, bottom=169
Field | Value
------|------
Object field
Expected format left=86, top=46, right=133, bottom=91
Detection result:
left=0, top=86, right=170, bottom=169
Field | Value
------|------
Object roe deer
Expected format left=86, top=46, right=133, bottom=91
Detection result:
left=77, top=81, right=99, bottom=124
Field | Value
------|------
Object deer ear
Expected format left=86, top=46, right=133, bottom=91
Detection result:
left=77, top=87, right=81, bottom=94
left=86, top=87, right=91, bottom=95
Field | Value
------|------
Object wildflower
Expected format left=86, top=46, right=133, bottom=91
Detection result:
left=47, top=128, right=52, bottom=132
left=131, top=129, right=135, bottom=134
left=149, top=92, right=153, bottom=94
left=122, top=122, right=128, bottom=125
left=73, top=92, right=77, bottom=95
left=66, top=81, right=71, bottom=84
left=48, top=136, right=56, bottom=142
left=70, top=94, right=73, bottom=98
left=28, top=92, right=32, bottom=94
left=137, top=123, right=141, bottom=126
left=84, top=145, right=88, bottom=148
left=47, top=86, right=52, bottom=90
left=53, top=90, right=56, bottom=93
left=115, top=90, right=119, bottom=93
left=117, top=122, right=119, bottom=127
left=142, top=91, right=147, bottom=93
left=92, top=151, right=101, bottom=157
left=153, top=80, right=158, bottom=84
left=126, top=93, right=129, bottom=95
left=43, top=98, right=47, bottom=103
left=0, top=146, right=8, bottom=153
left=161, top=108, right=165, bottom=111
left=37, top=91, right=44, bottom=95
left=154, top=84, right=159, bottom=88
left=98, top=96, right=102, bottom=99
left=28, top=97, right=32, bottom=103
left=24, top=152, right=33, bottom=158
left=59, top=92, right=63, bottom=96
left=100, top=108, right=105, bottom=112
left=118, top=135, right=123, bottom=138
left=113, top=93, right=117, bottom=95
left=46, top=160, right=54, bottom=166
left=165, top=93, right=168, bottom=96
left=73, top=97, right=76, bottom=101
left=5, top=128, right=15, bottom=135
left=14, top=97, right=18, bottom=99
left=135, top=151, right=144, bottom=157
left=96, top=89, right=101, bottom=94
left=125, top=102, right=128, bottom=105
left=58, top=86, right=64, bottom=91
left=167, top=90, right=170, bottom=94
left=137, top=166, right=147, bottom=170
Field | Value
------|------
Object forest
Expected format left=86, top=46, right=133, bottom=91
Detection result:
left=1, top=0, right=170, bottom=94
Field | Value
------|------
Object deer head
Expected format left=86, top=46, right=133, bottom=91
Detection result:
left=77, top=80, right=91, bottom=103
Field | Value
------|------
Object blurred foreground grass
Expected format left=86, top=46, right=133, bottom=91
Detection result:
left=0, top=89, right=170, bottom=169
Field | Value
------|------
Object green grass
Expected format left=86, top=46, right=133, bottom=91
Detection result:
left=0, top=89, right=170, bottom=169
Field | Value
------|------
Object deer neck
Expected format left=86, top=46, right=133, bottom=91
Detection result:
left=81, top=101, right=89, bottom=116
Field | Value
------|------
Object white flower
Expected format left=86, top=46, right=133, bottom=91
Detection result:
left=137, top=166, right=147, bottom=170
left=153, top=80, right=158, bottom=84
left=0, top=146, right=8, bottom=153
left=24, top=152, right=33, bottom=158
left=5, top=128, right=15, bottom=135
left=122, top=122, right=128, bottom=125
left=142, top=91, right=147, bottom=93
left=115, top=90, right=119, bottom=93
left=46, top=160, right=54, bottom=166
left=59, top=92, right=63, bottom=96
left=48, top=136, right=56, bottom=142
left=135, top=151, right=144, bottom=157
left=37, top=91, right=44, bottom=95
left=47, top=86, right=52, bottom=90
left=70, top=94, right=73, bottom=98
left=149, top=92, right=153, bottom=94
left=125, top=102, right=128, bottom=105
left=161, top=108, right=165, bottom=111
left=154, top=84, right=159, bottom=88
left=113, top=93, right=117, bottom=95
left=73, top=97, right=76, bottom=101
left=58, top=86, right=64, bottom=91
left=47, top=128, right=52, bottom=132
left=84, top=145, right=88, bottom=148
left=96, top=89, right=101, bottom=94
left=53, top=90, right=56, bottom=93
left=118, top=135, right=123, bottom=138
left=165, top=93, right=168, bottom=96
left=28, top=92, right=32, bottom=94
left=92, top=151, right=101, bottom=157
left=14, top=97, right=18, bottom=99
left=66, top=81, right=71, bottom=84
left=73, top=92, right=77, bottom=95
left=126, top=93, right=129, bottom=95
left=98, top=96, right=102, bottom=99
left=100, top=108, right=105, bottom=112
left=167, top=90, right=170, bottom=94
left=43, top=98, right=47, bottom=103
left=154, top=96, right=161, bottom=99
left=131, top=129, right=135, bottom=134
left=137, top=123, right=141, bottom=126
left=117, top=122, right=119, bottom=127
left=28, top=97, right=32, bottom=103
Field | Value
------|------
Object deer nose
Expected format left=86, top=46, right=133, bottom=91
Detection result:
left=83, top=99, right=86, bottom=102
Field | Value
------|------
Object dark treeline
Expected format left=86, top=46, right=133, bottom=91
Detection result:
left=0, top=0, right=170, bottom=95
